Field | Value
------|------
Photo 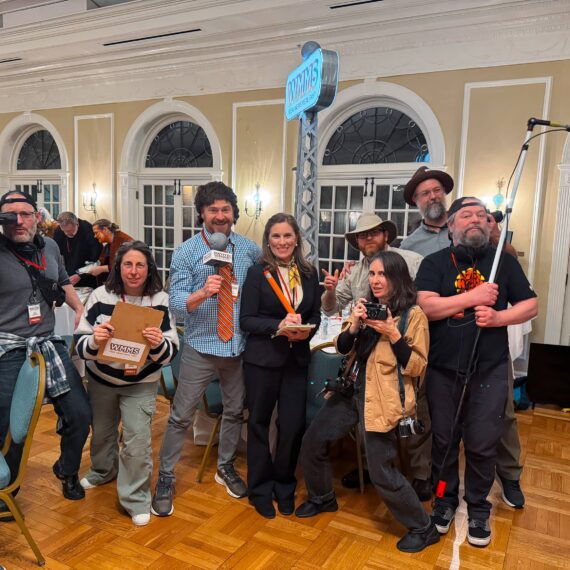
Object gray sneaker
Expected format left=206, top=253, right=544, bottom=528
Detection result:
left=430, top=504, right=456, bottom=534
left=214, top=464, right=247, bottom=498
left=151, top=475, right=175, bottom=517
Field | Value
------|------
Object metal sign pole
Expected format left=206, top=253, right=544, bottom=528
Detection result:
left=295, top=111, right=319, bottom=265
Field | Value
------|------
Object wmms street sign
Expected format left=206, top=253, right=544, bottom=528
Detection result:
left=285, top=47, right=339, bottom=121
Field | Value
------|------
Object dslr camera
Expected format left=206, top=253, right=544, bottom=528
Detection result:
left=364, top=302, right=388, bottom=320
left=398, top=416, right=425, bottom=438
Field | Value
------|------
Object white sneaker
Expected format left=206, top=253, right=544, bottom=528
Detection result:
left=132, top=513, right=151, bottom=526
left=79, top=477, right=96, bottom=490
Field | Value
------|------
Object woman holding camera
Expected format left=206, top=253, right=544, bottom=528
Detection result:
left=75, top=241, right=178, bottom=526
left=240, top=213, right=321, bottom=519
left=295, top=250, right=439, bottom=553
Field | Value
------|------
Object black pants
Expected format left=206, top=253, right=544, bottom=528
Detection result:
left=244, top=354, right=308, bottom=504
left=0, top=343, right=91, bottom=486
left=427, top=363, right=508, bottom=519
left=299, top=382, right=431, bottom=532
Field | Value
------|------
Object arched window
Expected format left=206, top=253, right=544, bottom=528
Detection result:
left=17, top=129, right=62, bottom=170
left=145, top=121, right=213, bottom=168
left=323, top=107, right=429, bottom=165
left=317, top=86, right=445, bottom=276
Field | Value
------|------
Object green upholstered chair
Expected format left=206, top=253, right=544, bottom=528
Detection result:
left=0, top=352, right=47, bottom=566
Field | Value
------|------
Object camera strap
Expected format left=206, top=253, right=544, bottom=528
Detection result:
left=395, top=306, right=417, bottom=413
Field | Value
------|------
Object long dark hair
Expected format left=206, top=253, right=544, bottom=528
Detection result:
left=261, top=212, right=314, bottom=277
left=356, top=250, right=417, bottom=362
left=105, top=240, right=163, bottom=296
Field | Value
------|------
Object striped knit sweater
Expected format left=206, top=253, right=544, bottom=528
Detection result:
left=75, top=286, right=179, bottom=387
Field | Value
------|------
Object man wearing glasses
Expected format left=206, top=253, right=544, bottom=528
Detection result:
left=0, top=191, right=91, bottom=514
left=399, top=166, right=454, bottom=256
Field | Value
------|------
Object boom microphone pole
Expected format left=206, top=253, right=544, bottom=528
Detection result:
left=435, top=117, right=566, bottom=499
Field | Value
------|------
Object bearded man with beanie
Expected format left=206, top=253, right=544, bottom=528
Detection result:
left=415, top=196, right=537, bottom=547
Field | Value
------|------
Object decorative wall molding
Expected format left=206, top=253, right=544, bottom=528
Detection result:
left=1, top=1, right=570, bottom=112
left=545, top=136, right=570, bottom=345
left=457, top=76, right=552, bottom=284
left=231, top=99, right=287, bottom=212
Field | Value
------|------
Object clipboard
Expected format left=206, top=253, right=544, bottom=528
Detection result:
left=97, top=301, right=164, bottom=366
left=274, top=324, right=315, bottom=337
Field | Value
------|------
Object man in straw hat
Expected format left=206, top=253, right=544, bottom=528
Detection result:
left=400, top=166, right=454, bottom=257
left=321, top=212, right=432, bottom=501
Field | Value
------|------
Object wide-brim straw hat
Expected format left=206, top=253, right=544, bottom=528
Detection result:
left=404, top=166, right=454, bottom=206
left=345, top=213, right=398, bottom=249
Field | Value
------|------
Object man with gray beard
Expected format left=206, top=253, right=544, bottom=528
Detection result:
left=400, top=166, right=453, bottom=256
left=415, top=197, right=537, bottom=547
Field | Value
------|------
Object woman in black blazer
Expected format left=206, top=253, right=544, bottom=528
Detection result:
left=240, top=213, right=321, bottom=519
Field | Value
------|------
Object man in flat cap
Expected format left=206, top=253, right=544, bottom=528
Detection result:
left=400, top=166, right=454, bottom=256
left=321, top=212, right=432, bottom=501
left=415, top=196, right=537, bottom=547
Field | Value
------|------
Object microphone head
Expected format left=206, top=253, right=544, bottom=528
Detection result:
left=209, top=232, right=229, bottom=251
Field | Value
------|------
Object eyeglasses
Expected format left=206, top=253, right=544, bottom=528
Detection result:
left=415, top=186, right=445, bottom=200
left=356, top=228, right=384, bottom=240
left=15, top=211, right=36, bottom=220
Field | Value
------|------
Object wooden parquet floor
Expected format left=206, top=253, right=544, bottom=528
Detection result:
left=1, top=399, right=569, bottom=569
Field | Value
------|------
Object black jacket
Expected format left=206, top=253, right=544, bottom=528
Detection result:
left=53, top=219, right=102, bottom=288
left=240, top=263, right=322, bottom=368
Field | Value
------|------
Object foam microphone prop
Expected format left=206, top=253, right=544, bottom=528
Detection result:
left=203, top=232, right=232, bottom=272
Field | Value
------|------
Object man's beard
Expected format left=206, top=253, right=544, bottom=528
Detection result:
left=454, top=225, right=490, bottom=249
left=420, top=200, right=446, bottom=222
left=5, top=226, right=36, bottom=243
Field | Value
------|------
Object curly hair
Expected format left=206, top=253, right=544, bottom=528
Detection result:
left=194, top=182, right=239, bottom=226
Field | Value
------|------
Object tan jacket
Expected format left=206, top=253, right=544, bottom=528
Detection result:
left=335, top=305, right=429, bottom=433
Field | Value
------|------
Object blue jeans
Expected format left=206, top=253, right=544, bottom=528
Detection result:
left=0, top=342, right=91, bottom=487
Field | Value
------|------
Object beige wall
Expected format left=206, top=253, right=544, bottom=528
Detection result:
left=1, top=60, right=569, bottom=344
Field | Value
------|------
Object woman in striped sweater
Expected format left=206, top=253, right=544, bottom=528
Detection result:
left=75, top=240, right=179, bottom=526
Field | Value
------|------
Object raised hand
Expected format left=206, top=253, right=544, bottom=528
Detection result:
left=321, top=268, right=340, bottom=291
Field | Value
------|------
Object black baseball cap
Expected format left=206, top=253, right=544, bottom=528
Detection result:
left=0, top=190, right=38, bottom=211
left=447, top=196, right=485, bottom=218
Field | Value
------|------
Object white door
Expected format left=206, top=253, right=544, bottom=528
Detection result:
left=13, top=180, right=63, bottom=218
left=139, top=179, right=201, bottom=282
left=317, top=178, right=420, bottom=276
left=560, top=246, right=570, bottom=346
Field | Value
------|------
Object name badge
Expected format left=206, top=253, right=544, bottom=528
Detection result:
left=28, top=303, right=42, bottom=325
left=231, top=280, right=239, bottom=301
left=124, top=363, right=139, bottom=376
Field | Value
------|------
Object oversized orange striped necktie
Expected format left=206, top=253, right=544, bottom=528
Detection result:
left=217, top=265, right=234, bottom=342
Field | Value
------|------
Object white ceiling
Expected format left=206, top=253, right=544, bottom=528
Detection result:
left=0, top=0, right=569, bottom=113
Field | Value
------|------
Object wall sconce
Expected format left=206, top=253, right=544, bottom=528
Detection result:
left=492, top=177, right=505, bottom=209
left=82, top=182, right=98, bottom=217
left=245, top=182, right=263, bottom=220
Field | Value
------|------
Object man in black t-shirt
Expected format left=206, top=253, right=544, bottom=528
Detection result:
left=415, top=197, right=537, bottom=548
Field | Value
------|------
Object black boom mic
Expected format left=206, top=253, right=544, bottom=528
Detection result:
left=528, top=117, right=570, bottom=131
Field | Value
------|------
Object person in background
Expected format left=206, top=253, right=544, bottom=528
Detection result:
left=75, top=240, right=178, bottom=526
left=296, top=251, right=439, bottom=553
left=0, top=191, right=91, bottom=511
left=416, top=197, right=538, bottom=547
left=54, top=212, right=102, bottom=288
left=37, top=207, right=58, bottom=238
left=151, top=182, right=260, bottom=518
left=90, top=219, right=134, bottom=285
left=240, top=213, right=321, bottom=519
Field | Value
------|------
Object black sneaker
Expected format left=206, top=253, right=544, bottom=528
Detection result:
left=151, top=476, right=175, bottom=517
left=467, top=518, right=491, bottom=547
left=396, top=522, right=440, bottom=553
left=430, top=504, right=455, bottom=534
left=53, top=461, right=85, bottom=501
left=215, top=464, right=247, bottom=499
left=498, top=475, right=525, bottom=509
